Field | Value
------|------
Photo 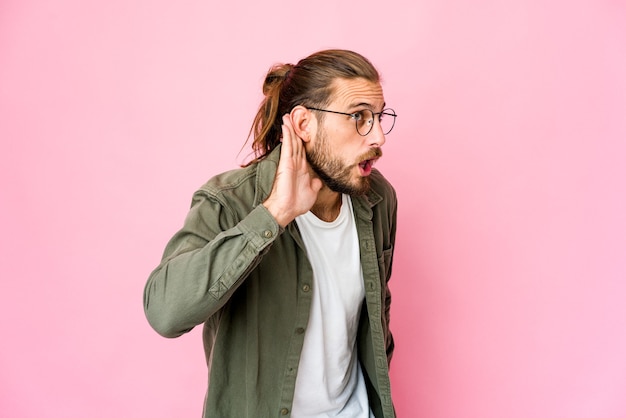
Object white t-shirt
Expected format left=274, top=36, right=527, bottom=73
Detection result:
left=292, top=194, right=374, bottom=417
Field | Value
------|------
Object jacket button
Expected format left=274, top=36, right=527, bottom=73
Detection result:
left=263, top=230, right=273, bottom=238
left=295, top=327, right=305, bottom=334
left=280, top=408, right=289, bottom=415
left=302, top=284, right=310, bottom=292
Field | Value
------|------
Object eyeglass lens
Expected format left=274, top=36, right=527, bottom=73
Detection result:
left=357, top=109, right=396, bottom=136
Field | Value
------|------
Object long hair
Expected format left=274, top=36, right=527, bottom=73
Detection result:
left=243, top=49, right=380, bottom=165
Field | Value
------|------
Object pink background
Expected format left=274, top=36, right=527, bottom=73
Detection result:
left=1, top=1, right=625, bottom=417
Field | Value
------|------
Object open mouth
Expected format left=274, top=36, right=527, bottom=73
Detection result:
left=357, top=148, right=382, bottom=176
left=358, top=158, right=378, bottom=175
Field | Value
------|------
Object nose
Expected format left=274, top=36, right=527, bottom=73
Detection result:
left=367, top=118, right=386, bottom=147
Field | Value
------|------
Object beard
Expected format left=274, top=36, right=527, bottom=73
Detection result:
left=305, top=128, right=382, bottom=196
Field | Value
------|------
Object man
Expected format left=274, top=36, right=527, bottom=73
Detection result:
left=144, top=49, right=398, bottom=417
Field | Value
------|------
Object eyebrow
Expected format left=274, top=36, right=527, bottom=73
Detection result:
left=348, top=101, right=387, bottom=112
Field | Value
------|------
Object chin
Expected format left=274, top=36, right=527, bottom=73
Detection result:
left=327, top=177, right=370, bottom=196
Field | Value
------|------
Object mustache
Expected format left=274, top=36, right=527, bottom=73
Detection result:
left=359, top=147, right=383, bottom=161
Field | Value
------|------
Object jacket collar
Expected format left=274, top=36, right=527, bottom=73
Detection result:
left=253, top=146, right=280, bottom=207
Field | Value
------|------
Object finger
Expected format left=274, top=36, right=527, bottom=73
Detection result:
left=283, top=114, right=304, bottom=161
left=281, top=115, right=294, bottom=157
left=284, top=113, right=305, bottom=160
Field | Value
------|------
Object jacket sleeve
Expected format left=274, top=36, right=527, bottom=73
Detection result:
left=143, top=190, right=281, bottom=338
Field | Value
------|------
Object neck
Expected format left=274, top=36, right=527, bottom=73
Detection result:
left=310, top=186, right=342, bottom=222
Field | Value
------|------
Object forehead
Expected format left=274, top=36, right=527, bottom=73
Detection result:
left=327, top=77, right=385, bottom=110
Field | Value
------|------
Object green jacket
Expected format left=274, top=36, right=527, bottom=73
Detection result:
left=144, top=145, right=397, bottom=417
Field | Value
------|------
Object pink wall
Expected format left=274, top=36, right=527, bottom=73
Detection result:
left=1, top=1, right=625, bottom=417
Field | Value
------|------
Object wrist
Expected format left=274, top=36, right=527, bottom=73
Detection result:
left=262, top=200, right=293, bottom=228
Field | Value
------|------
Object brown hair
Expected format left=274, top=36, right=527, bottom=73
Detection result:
left=244, top=49, right=380, bottom=165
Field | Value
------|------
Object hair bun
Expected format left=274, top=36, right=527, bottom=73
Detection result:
left=282, top=63, right=294, bottom=80
left=262, top=63, right=293, bottom=95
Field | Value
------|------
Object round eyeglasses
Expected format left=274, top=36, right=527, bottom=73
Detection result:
left=307, top=107, right=397, bottom=136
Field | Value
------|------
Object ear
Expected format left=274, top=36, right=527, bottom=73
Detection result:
left=289, top=105, right=315, bottom=143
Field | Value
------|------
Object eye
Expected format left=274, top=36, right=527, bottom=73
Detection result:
left=351, top=111, right=364, bottom=121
